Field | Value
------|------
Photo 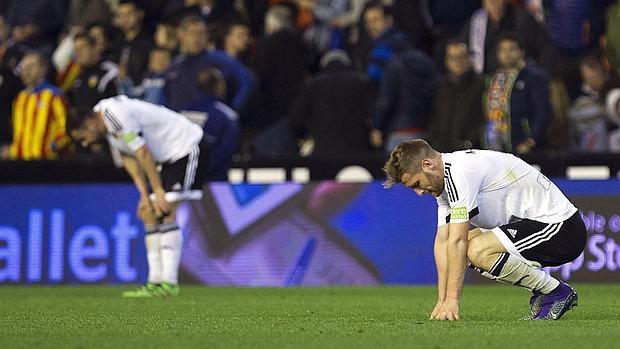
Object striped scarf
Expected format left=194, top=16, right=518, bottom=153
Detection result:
left=485, top=68, right=518, bottom=151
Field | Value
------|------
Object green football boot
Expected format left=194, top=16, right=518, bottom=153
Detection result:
left=159, top=282, right=180, bottom=297
left=121, top=283, right=163, bottom=298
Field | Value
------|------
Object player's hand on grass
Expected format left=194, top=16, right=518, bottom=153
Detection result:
left=435, top=299, right=460, bottom=321
left=430, top=300, right=444, bottom=320
left=153, top=190, right=171, bottom=217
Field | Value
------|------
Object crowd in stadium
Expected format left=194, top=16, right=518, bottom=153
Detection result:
left=1, top=0, right=620, bottom=163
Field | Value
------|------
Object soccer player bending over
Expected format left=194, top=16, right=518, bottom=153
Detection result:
left=384, top=140, right=586, bottom=320
left=69, top=96, right=210, bottom=297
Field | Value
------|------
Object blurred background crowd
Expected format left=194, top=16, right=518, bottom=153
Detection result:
left=1, top=0, right=620, bottom=165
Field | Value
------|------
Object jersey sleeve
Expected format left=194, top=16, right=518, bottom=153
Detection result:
left=436, top=194, right=451, bottom=227
left=99, top=101, right=145, bottom=152
left=443, top=163, right=483, bottom=224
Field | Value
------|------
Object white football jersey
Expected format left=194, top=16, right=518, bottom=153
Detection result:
left=94, top=96, right=203, bottom=163
left=436, top=150, right=577, bottom=228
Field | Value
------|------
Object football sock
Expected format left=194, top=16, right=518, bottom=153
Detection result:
left=488, top=253, right=559, bottom=294
left=159, top=222, right=183, bottom=285
left=144, top=226, right=162, bottom=284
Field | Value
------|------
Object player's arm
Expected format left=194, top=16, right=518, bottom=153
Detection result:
left=134, top=144, right=170, bottom=216
left=120, top=154, right=149, bottom=197
left=438, top=221, right=469, bottom=321
left=430, top=223, right=449, bottom=320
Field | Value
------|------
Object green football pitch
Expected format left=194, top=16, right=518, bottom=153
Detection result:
left=1, top=284, right=619, bottom=349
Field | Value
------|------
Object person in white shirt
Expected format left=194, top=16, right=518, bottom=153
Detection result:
left=69, top=96, right=210, bottom=297
left=383, top=140, right=586, bottom=321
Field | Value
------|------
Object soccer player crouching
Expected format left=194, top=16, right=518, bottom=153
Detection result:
left=383, top=140, right=586, bottom=320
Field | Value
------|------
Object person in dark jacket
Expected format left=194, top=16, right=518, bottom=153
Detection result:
left=69, top=33, right=118, bottom=109
left=462, top=0, right=547, bottom=75
left=371, top=48, right=440, bottom=153
left=162, top=15, right=255, bottom=113
left=362, top=1, right=409, bottom=83
left=484, top=32, right=551, bottom=154
left=183, top=68, right=240, bottom=180
left=112, top=1, right=154, bottom=85
left=289, top=49, right=374, bottom=158
left=430, top=40, right=484, bottom=152
left=252, top=5, right=307, bottom=131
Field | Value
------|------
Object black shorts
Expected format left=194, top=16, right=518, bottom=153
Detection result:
left=158, top=136, right=209, bottom=202
left=495, top=211, right=586, bottom=267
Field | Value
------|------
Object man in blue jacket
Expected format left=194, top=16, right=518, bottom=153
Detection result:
left=162, top=15, right=255, bottom=113
left=182, top=68, right=240, bottom=181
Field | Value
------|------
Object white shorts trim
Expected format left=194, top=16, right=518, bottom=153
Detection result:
left=149, top=189, right=203, bottom=203
left=486, top=227, right=542, bottom=269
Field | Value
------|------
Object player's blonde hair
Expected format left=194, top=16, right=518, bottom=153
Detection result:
left=383, top=140, right=439, bottom=188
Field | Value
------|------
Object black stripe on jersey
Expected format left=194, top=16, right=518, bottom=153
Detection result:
left=446, top=214, right=451, bottom=223
left=104, top=110, right=123, bottom=131
left=469, top=207, right=479, bottom=219
left=443, top=163, right=459, bottom=202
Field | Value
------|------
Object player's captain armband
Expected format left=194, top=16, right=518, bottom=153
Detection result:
left=122, top=132, right=140, bottom=144
left=451, top=206, right=468, bottom=220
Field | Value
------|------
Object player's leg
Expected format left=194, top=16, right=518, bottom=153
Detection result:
left=122, top=203, right=164, bottom=298
left=158, top=202, right=182, bottom=296
left=467, top=231, right=560, bottom=294
left=466, top=227, right=563, bottom=320
left=155, top=137, right=209, bottom=295
left=505, top=212, right=586, bottom=320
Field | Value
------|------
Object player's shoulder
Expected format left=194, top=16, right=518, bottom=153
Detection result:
left=444, top=149, right=515, bottom=168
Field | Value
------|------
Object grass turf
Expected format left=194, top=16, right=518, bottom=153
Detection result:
left=0, top=284, right=618, bottom=349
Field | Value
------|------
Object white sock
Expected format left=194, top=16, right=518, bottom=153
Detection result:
left=488, top=253, right=559, bottom=294
left=159, top=222, right=183, bottom=285
left=145, top=227, right=163, bottom=284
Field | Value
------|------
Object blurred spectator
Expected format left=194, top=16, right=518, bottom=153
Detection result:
left=163, top=15, right=255, bottom=113
left=119, top=47, right=171, bottom=104
left=183, top=68, right=240, bottom=180
left=253, top=5, right=307, bottom=130
left=391, top=0, right=432, bottom=50
left=567, top=54, right=613, bottom=152
left=430, top=40, right=484, bottom=152
left=52, top=26, right=84, bottom=92
left=65, top=0, right=114, bottom=28
left=302, top=0, right=349, bottom=53
left=362, top=1, right=409, bottom=83
left=289, top=49, right=373, bottom=158
left=605, top=88, right=620, bottom=151
left=219, top=20, right=253, bottom=62
left=87, top=22, right=116, bottom=61
left=0, top=15, right=7, bottom=60
left=154, top=21, right=179, bottom=54
left=112, top=0, right=154, bottom=85
left=484, top=32, right=551, bottom=154
left=428, top=0, right=479, bottom=62
left=330, top=0, right=369, bottom=45
left=165, top=0, right=240, bottom=25
left=69, top=33, right=119, bottom=109
left=1, top=52, right=70, bottom=160
left=0, top=60, right=23, bottom=145
left=5, top=0, right=68, bottom=49
left=606, top=1, right=620, bottom=76
left=371, top=48, right=439, bottom=153
left=543, top=0, right=595, bottom=100
left=463, top=0, right=547, bottom=74
left=270, top=0, right=314, bottom=30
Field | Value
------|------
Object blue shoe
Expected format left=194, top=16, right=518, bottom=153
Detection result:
left=534, top=282, right=578, bottom=320
left=522, top=290, right=544, bottom=320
